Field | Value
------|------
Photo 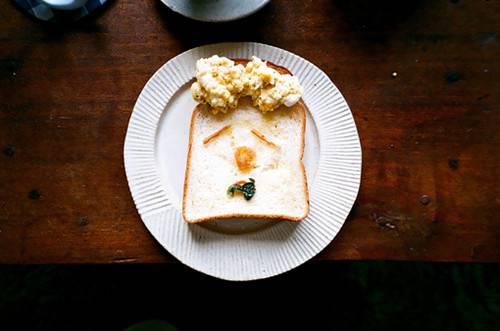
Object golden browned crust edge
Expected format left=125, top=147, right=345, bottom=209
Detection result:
left=182, top=59, right=309, bottom=223
left=181, top=104, right=202, bottom=223
left=186, top=213, right=305, bottom=224
left=298, top=100, right=310, bottom=220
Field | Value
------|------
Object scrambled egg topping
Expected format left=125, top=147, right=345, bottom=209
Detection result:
left=191, top=55, right=303, bottom=114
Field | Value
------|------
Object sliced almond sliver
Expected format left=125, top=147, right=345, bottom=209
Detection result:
left=251, top=129, right=278, bottom=148
left=203, top=125, right=231, bottom=145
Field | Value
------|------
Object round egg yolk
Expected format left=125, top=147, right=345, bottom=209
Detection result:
left=234, top=146, right=256, bottom=173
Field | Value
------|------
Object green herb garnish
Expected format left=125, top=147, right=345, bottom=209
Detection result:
left=227, top=178, right=256, bottom=200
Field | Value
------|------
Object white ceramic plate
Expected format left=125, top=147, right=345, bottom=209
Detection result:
left=161, top=0, right=270, bottom=22
left=124, top=42, right=361, bottom=281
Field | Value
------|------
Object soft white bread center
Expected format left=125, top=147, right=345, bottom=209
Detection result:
left=184, top=99, right=307, bottom=222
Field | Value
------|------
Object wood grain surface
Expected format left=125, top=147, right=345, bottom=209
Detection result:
left=0, top=0, right=498, bottom=263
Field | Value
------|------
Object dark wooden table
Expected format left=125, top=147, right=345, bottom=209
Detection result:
left=0, top=0, right=498, bottom=264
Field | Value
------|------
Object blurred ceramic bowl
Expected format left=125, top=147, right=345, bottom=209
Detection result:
left=161, top=0, right=271, bottom=22
left=41, top=0, right=88, bottom=10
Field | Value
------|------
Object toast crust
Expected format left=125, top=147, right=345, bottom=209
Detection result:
left=182, top=59, right=309, bottom=223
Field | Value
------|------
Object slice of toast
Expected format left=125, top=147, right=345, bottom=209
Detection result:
left=182, top=60, right=309, bottom=223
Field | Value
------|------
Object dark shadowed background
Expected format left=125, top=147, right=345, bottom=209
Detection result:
left=1, top=262, right=499, bottom=330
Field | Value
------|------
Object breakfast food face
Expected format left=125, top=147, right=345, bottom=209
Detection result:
left=183, top=56, right=309, bottom=223
left=200, top=102, right=284, bottom=179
